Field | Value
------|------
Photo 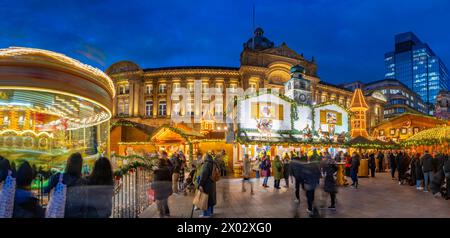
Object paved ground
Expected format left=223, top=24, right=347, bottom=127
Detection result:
left=140, top=172, right=450, bottom=218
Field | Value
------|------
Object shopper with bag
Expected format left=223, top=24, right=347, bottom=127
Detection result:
left=45, top=152, right=87, bottom=218
left=152, top=159, right=173, bottom=218
left=86, top=157, right=114, bottom=218
left=252, top=157, right=261, bottom=179
left=261, top=155, right=272, bottom=188
left=13, top=161, right=44, bottom=218
left=198, top=154, right=217, bottom=218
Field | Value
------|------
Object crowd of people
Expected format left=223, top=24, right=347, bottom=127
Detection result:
left=2, top=146, right=448, bottom=219
left=382, top=150, right=450, bottom=199
left=152, top=149, right=228, bottom=218
left=246, top=149, right=341, bottom=217
left=0, top=153, right=114, bottom=218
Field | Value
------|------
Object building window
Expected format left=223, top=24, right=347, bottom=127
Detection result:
left=172, top=102, right=181, bottom=116
left=229, top=84, right=237, bottom=93
left=379, top=130, right=384, bottom=136
left=401, top=128, right=407, bottom=134
left=216, top=83, right=223, bottom=93
left=118, top=84, right=129, bottom=95
left=159, top=84, right=166, bottom=93
left=146, top=84, right=153, bottom=94
left=117, top=98, right=129, bottom=115
left=187, top=103, right=194, bottom=116
left=187, top=82, right=194, bottom=92
left=202, top=83, right=209, bottom=93
left=145, top=100, right=153, bottom=117
left=158, top=101, right=166, bottom=116
left=390, top=128, right=396, bottom=136
left=173, top=82, right=181, bottom=92
left=215, top=103, right=223, bottom=116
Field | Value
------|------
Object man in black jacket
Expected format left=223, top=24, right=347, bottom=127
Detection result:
left=389, top=151, right=397, bottom=180
left=289, top=156, right=304, bottom=203
left=420, top=151, right=433, bottom=192
left=350, top=153, right=360, bottom=188
left=377, top=151, right=384, bottom=172
left=368, top=153, right=376, bottom=178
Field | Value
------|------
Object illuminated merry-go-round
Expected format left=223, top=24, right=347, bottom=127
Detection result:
left=0, top=47, right=115, bottom=170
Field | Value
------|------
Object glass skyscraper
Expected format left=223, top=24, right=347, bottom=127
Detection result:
left=384, top=32, right=449, bottom=105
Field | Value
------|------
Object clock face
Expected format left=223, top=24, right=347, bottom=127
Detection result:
left=299, top=94, right=306, bottom=102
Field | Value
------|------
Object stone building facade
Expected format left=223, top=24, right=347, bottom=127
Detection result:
left=106, top=28, right=386, bottom=137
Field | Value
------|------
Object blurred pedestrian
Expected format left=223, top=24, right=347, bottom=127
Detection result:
left=241, top=154, right=253, bottom=194
left=152, top=159, right=173, bottom=218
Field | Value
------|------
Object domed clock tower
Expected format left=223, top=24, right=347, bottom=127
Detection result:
left=285, top=65, right=312, bottom=104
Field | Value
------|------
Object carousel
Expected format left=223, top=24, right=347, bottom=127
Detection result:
left=0, top=47, right=115, bottom=170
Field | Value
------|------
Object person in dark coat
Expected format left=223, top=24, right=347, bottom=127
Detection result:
left=261, top=155, right=272, bottom=188
left=282, top=155, right=290, bottom=188
left=396, top=152, right=405, bottom=184
left=368, top=153, right=376, bottom=178
left=410, top=153, right=417, bottom=186
left=322, top=157, right=338, bottom=210
left=443, top=155, right=450, bottom=200
left=86, top=157, right=114, bottom=218
left=430, top=152, right=445, bottom=197
left=414, top=153, right=424, bottom=190
left=45, top=152, right=87, bottom=218
left=350, top=152, right=360, bottom=188
left=151, top=159, right=173, bottom=218
left=420, top=151, right=433, bottom=192
left=289, top=156, right=305, bottom=203
left=13, top=161, right=45, bottom=218
left=389, top=151, right=397, bottom=180
left=303, top=160, right=321, bottom=216
left=198, top=154, right=217, bottom=218
left=377, top=151, right=384, bottom=172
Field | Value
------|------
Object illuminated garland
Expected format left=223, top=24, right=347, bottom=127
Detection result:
left=113, top=161, right=153, bottom=179
left=112, top=154, right=158, bottom=179
left=402, top=126, right=450, bottom=147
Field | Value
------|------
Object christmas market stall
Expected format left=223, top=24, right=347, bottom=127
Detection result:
left=234, top=90, right=351, bottom=170
left=402, top=126, right=450, bottom=154
left=0, top=47, right=114, bottom=170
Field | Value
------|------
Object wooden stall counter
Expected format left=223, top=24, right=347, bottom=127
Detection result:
left=358, top=159, right=369, bottom=177
left=336, top=162, right=348, bottom=186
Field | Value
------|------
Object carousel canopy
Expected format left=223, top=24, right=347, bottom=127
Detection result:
left=403, top=126, right=450, bottom=146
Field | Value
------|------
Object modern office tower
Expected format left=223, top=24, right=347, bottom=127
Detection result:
left=384, top=32, right=449, bottom=105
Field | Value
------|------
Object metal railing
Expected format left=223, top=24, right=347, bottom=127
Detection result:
left=34, top=168, right=153, bottom=218
left=111, top=168, right=152, bottom=218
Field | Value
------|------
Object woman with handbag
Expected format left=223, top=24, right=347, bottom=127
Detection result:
left=45, top=153, right=87, bottom=218
left=261, top=155, right=272, bottom=188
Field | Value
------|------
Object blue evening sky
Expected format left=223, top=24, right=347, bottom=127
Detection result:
left=1, top=0, right=449, bottom=84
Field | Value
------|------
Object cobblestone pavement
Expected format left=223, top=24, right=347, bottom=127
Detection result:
left=140, top=172, right=450, bottom=218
